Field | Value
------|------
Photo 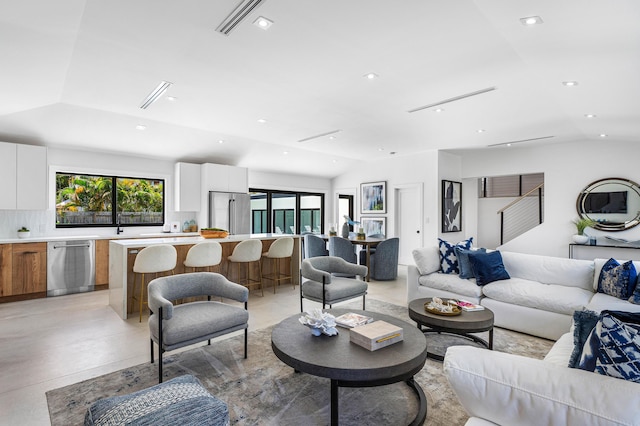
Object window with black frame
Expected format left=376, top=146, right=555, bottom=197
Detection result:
left=250, top=189, right=324, bottom=234
left=55, top=172, right=164, bottom=228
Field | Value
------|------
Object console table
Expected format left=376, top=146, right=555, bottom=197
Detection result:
left=569, top=242, right=640, bottom=261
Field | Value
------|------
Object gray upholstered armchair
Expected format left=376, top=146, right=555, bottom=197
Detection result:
left=148, top=272, right=249, bottom=383
left=300, top=256, right=368, bottom=311
left=366, top=237, right=399, bottom=280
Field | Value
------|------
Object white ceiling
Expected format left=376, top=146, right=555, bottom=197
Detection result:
left=1, top=0, right=639, bottom=178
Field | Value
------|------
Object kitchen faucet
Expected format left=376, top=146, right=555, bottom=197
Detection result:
left=116, top=214, right=123, bottom=235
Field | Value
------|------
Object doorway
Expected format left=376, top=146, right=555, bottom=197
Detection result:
left=395, top=183, right=423, bottom=265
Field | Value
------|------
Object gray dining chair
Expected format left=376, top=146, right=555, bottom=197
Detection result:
left=366, top=237, right=399, bottom=280
left=328, top=236, right=356, bottom=264
left=300, top=256, right=368, bottom=311
left=303, top=234, right=329, bottom=259
left=148, top=272, right=249, bottom=383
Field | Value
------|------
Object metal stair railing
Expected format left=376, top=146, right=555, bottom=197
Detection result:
left=497, top=183, right=544, bottom=245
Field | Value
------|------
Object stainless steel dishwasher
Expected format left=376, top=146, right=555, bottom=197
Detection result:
left=47, top=240, right=95, bottom=296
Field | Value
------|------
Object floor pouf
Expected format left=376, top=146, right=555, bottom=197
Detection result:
left=84, top=375, right=228, bottom=426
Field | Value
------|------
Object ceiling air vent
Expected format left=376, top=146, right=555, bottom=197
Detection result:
left=489, top=135, right=555, bottom=147
left=139, top=81, right=173, bottom=110
left=216, top=0, right=266, bottom=36
left=298, top=130, right=341, bottom=143
left=408, top=87, right=497, bottom=113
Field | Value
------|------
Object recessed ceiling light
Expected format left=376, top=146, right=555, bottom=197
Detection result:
left=585, top=114, right=597, bottom=118
left=257, top=118, right=267, bottom=123
left=506, top=143, right=512, bottom=147
left=562, top=81, right=578, bottom=86
left=218, top=140, right=224, bottom=144
left=166, top=96, right=177, bottom=101
left=520, top=16, right=543, bottom=26
left=434, top=108, right=444, bottom=113
left=329, top=135, right=336, bottom=140
left=477, top=129, right=486, bottom=133
left=364, top=72, right=379, bottom=80
left=599, top=134, right=608, bottom=138
left=378, top=148, right=384, bottom=151
left=135, top=124, right=147, bottom=130
left=283, top=151, right=288, bottom=155
left=253, top=16, right=273, bottom=30
left=332, top=159, right=338, bottom=163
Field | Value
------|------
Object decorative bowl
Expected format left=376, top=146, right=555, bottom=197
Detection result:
left=17, top=231, right=30, bottom=239
left=200, top=230, right=229, bottom=239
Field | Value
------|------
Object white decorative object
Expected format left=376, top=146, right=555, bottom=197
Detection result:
left=299, top=309, right=338, bottom=336
left=572, top=234, right=588, bottom=244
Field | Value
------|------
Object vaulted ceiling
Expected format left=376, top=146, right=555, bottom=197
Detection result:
left=1, top=0, right=638, bottom=177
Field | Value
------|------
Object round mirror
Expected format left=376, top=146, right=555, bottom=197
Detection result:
left=576, top=178, right=640, bottom=231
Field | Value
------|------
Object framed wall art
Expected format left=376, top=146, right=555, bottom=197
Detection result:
left=442, top=180, right=462, bottom=233
left=361, top=181, right=386, bottom=214
left=361, top=217, right=386, bottom=237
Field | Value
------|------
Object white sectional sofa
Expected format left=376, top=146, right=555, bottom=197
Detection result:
left=408, top=247, right=640, bottom=425
left=408, top=247, right=640, bottom=340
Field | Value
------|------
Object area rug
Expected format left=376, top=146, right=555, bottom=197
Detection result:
left=46, top=299, right=553, bottom=425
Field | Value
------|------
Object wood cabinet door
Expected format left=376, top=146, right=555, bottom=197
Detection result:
left=0, top=245, right=13, bottom=297
left=11, top=243, right=46, bottom=295
left=95, top=239, right=109, bottom=286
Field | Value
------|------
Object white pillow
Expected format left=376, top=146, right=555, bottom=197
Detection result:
left=412, top=246, right=440, bottom=275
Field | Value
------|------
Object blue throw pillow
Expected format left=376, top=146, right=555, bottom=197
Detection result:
left=598, top=258, right=637, bottom=300
left=467, top=250, right=510, bottom=286
left=568, top=309, right=600, bottom=368
left=577, top=311, right=640, bottom=383
left=629, top=279, right=640, bottom=305
left=438, top=237, right=473, bottom=274
left=455, top=247, right=487, bottom=279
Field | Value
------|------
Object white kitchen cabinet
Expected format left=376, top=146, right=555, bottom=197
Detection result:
left=201, top=163, right=248, bottom=193
left=174, top=162, right=201, bottom=211
left=0, top=142, right=47, bottom=210
left=0, top=143, right=17, bottom=210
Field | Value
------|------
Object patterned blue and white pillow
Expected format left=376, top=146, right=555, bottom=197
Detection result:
left=598, top=258, right=637, bottom=300
left=578, top=311, right=640, bottom=383
left=438, top=237, right=473, bottom=274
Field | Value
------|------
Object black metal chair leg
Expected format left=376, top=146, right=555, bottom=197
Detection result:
left=244, top=328, right=248, bottom=359
left=150, top=339, right=154, bottom=363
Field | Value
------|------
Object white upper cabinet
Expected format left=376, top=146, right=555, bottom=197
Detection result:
left=0, top=142, right=47, bottom=210
left=174, top=162, right=201, bottom=212
left=201, top=163, right=248, bottom=193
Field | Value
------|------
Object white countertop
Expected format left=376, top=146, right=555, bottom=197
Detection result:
left=111, top=233, right=294, bottom=247
left=0, top=232, right=200, bottom=244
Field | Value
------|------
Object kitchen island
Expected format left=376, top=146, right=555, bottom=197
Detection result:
left=109, top=234, right=301, bottom=320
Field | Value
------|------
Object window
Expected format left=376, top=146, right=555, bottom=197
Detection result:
left=56, top=172, right=164, bottom=228
left=250, top=189, right=324, bottom=234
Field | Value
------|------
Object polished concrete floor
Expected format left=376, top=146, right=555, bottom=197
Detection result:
left=0, top=267, right=408, bottom=425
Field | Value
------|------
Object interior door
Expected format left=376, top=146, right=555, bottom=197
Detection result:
left=396, top=184, right=423, bottom=265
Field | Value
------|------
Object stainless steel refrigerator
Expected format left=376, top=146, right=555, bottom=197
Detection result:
left=208, top=191, right=251, bottom=235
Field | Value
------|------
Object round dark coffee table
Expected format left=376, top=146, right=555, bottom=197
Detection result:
left=271, top=309, right=428, bottom=426
left=408, top=298, right=494, bottom=361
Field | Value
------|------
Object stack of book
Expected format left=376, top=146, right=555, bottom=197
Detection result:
left=335, top=312, right=373, bottom=328
left=457, top=300, right=485, bottom=312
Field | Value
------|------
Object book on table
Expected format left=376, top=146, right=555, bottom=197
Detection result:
left=350, top=320, right=404, bottom=351
left=457, top=300, right=485, bottom=311
left=335, top=312, right=374, bottom=328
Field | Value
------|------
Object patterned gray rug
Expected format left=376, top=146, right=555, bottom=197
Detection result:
left=46, top=299, right=553, bottom=425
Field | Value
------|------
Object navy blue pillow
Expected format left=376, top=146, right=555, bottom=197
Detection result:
left=438, top=237, right=473, bottom=274
left=598, top=258, right=637, bottom=300
left=568, top=309, right=600, bottom=368
left=467, top=250, right=510, bottom=286
left=455, top=247, right=486, bottom=279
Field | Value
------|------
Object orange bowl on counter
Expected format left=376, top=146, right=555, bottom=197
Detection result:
left=200, top=230, right=229, bottom=239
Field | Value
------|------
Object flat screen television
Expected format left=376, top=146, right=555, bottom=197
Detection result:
left=584, top=191, right=628, bottom=214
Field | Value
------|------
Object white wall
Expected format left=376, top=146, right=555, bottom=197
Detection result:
left=460, top=139, right=640, bottom=258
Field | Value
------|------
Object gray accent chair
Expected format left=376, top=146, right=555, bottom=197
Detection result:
left=328, top=236, right=357, bottom=264
left=148, top=272, right=249, bottom=383
left=303, top=234, right=329, bottom=259
left=300, top=256, right=368, bottom=311
left=364, top=237, right=400, bottom=281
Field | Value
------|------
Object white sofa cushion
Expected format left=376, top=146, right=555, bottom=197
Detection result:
left=482, top=278, right=593, bottom=315
left=501, top=251, right=594, bottom=291
left=412, top=246, right=441, bottom=275
left=587, top=292, right=640, bottom=314
left=544, top=332, right=574, bottom=367
left=444, top=346, right=640, bottom=426
left=418, top=273, right=483, bottom=299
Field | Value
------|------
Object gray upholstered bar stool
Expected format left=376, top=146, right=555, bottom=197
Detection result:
left=184, top=241, right=222, bottom=273
left=130, top=244, right=177, bottom=322
left=261, top=236, right=294, bottom=293
left=226, top=239, right=263, bottom=296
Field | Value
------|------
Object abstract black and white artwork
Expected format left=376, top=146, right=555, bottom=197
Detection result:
left=442, top=180, right=462, bottom=233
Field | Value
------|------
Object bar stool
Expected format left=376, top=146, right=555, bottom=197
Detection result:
left=261, top=236, right=294, bottom=293
left=184, top=241, right=222, bottom=273
left=226, top=239, right=263, bottom=296
left=130, top=244, right=177, bottom=322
